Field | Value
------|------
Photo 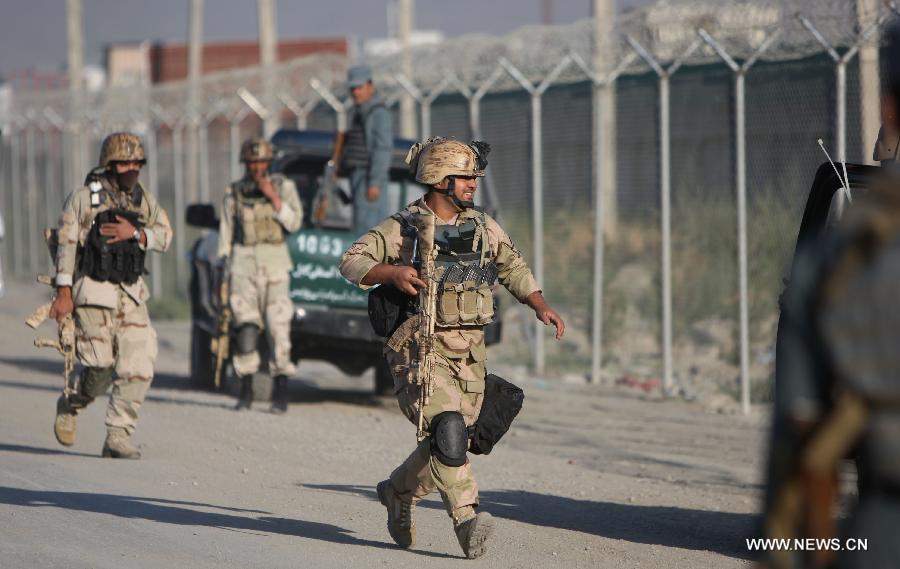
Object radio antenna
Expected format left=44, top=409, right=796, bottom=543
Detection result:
left=818, top=138, right=852, bottom=205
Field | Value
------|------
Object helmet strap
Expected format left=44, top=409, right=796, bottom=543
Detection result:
left=436, top=176, right=474, bottom=212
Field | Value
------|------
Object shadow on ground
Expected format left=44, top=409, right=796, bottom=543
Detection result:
left=304, top=483, right=757, bottom=560
left=0, top=360, right=392, bottom=411
left=0, top=486, right=455, bottom=557
left=0, top=442, right=97, bottom=459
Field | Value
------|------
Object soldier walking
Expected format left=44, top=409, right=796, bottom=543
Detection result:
left=340, top=137, right=565, bottom=558
left=219, top=138, right=303, bottom=412
left=50, top=132, right=172, bottom=459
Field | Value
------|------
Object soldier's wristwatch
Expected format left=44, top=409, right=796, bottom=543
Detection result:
left=132, top=229, right=142, bottom=242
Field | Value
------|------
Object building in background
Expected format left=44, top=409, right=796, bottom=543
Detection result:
left=147, top=38, right=348, bottom=83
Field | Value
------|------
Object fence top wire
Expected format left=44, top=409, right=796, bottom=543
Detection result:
left=0, top=0, right=891, bottom=126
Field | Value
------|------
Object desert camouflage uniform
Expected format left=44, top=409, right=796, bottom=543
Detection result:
left=55, top=174, right=172, bottom=436
left=218, top=174, right=303, bottom=377
left=340, top=197, right=539, bottom=522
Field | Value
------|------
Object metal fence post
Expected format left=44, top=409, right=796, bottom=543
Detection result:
left=144, top=121, right=163, bottom=297
left=279, top=93, right=320, bottom=130
left=310, top=78, right=347, bottom=132
left=25, top=119, right=40, bottom=276
left=229, top=107, right=252, bottom=183
left=43, top=108, right=67, bottom=230
left=468, top=67, right=505, bottom=212
left=9, top=126, right=23, bottom=276
left=396, top=74, right=454, bottom=141
left=700, top=29, right=782, bottom=415
left=572, top=51, right=636, bottom=385
left=499, top=55, right=574, bottom=375
left=627, top=36, right=701, bottom=394
left=0, top=126, right=9, bottom=277
left=799, top=14, right=886, bottom=164
left=172, top=122, right=187, bottom=293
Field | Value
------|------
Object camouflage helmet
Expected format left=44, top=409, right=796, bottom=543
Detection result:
left=405, top=137, right=486, bottom=185
left=98, top=132, right=146, bottom=168
left=240, top=137, right=274, bottom=162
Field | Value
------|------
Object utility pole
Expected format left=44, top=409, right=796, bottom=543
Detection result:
left=259, top=0, right=278, bottom=137
left=594, top=0, right=617, bottom=237
left=67, top=0, right=84, bottom=181
left=857, top=0, right=880, bottom=163
left=542, top=0, right=553, bottom=25
left=187, top=0, right=203, bottom=203
left=398, top=0, right=416, bottom=138
left=590, top=0, right=617, bottom=385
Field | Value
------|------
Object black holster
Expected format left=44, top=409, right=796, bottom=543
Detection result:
left=468, top=373, right=524, bottom=455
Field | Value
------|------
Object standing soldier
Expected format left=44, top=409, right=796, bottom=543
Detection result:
left=340, top=64, right=393, bottom=237
left=340, top=137, right=565, bottom=558
left=219, top=138, right=303, bottom=412
left=50, top=132, right=172, bottom=459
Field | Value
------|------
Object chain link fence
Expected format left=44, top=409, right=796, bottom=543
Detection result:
left=0, top=0, right=893, bottom=410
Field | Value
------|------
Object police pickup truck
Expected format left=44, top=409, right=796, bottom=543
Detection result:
left=186, top=129, right=502, bottom=398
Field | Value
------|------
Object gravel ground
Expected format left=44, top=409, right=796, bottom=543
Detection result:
left=0, top=278, right=767, bottom=568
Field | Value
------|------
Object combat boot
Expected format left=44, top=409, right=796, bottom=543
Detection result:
left=53, top=394, right=77, bottom=447
left=454, top=511, right=495, bottom=559
left=102, top=429, right=141, bottom=459
left=270, top=375, right=288, bottom=414
left=235, top=375, right=253, bottom=411
left=377, top=480, right=415, bottom=548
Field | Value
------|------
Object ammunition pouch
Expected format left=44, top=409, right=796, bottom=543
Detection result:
left=468, top=374, right=524, bottom=455
left=368, top=284, right=413, bottom=337
left=79, top=208, right=146, bottom=284
left=435, top=261, right=498, bottom=328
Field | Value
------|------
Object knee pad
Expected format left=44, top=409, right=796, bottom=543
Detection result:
left=430, top=411, right=468, bottom=467
left=80, top=366, right=115, bottom=398
left=235, top=324, right=260, bottom=355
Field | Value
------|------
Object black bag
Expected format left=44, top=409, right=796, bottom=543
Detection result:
left=368, top=284, right=412, bottom=337
left=469, top=373, right=524, bottom=455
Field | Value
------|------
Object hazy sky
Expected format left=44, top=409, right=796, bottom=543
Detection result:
left=0, top=0, right=653, bottom=77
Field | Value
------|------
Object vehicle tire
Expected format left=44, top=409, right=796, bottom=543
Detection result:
left=190, top=323, right=215, bottom=391
left=374, top=358, right=394, bottom=396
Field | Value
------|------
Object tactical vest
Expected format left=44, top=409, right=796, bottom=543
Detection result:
left=394, top=209, right=498, bottom=328
left=78, top=175, right=147, bottom=285
left=231, top=178, right=286, bottom=246
left=342, top=102, right=386, bottom=169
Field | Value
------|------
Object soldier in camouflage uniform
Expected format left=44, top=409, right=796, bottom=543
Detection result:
left=50, top=132, right=173, bottom=459
left=219, top=138, right=303, bottom=413
left=340, top=137, right=565, bottom=558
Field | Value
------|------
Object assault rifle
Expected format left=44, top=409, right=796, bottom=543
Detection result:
left=211, top=258, right=232, bottom=390
left=26, top=230, right=78, bottom=401
left=409, top=218, right=438, bottom=442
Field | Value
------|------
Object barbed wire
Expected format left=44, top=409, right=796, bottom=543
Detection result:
left=1, top=0, right=894, bottom=128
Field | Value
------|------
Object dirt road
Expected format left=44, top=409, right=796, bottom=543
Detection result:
left=0, top=279, right=766, bottom=568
